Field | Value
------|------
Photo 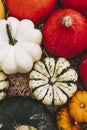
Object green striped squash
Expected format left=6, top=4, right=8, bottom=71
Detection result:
left=29, top=57, right=78, bottom=106
left=0, top=71, right=9, bottom=100
left=16, top=125, right=37, bottom=130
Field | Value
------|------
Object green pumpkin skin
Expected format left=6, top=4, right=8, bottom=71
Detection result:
left=0, top=96, right=56, bottom=130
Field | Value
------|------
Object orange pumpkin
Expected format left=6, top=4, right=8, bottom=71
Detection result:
left=6, top=0, right=57, bottom=24
left=56, top=108, right=80, bottom=130
left=69, top=91, right=87, bottom=122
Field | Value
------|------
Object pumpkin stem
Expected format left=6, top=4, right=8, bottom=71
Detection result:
left=50, top=77, right=56, bottom=83
left=80, top=103, right=85, bottom=108
left=48, top=77, right=57, bottom=85
left=71, top=120, right=78, bottom=126
left=62, top=16, right=72, bottom=27
left=74, top=121, right=78, bottom=125
left=6, top=24, right=17, bottom=46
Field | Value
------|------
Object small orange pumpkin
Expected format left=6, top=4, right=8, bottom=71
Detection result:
left=56, top=108, right=80, bottom=130
left=69, top=91, right=87, bottom=122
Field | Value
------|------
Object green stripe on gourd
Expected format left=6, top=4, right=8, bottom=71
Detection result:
left=16, top=125, right=37, bottom=130
left=0, top=71, right=9, bottom=100
left=29, top=57, right=78, bottom=106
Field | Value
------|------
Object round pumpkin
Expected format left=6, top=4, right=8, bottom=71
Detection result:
left=43, top=9, right=87, bottom=58
left=6, top=0, right=57, bottom=24
left=60, top=0, right=87, bottom=15
left=0, top=71, right=9, bottom=100
left=29, top=57, right=78, bottom=105
left=69, top=91, right=87, bottom=122
left=56, top=108, right=81, bottom=130
left=0, top=96, right=56, bottom=130
left=79, top=54, right=87, bottom=89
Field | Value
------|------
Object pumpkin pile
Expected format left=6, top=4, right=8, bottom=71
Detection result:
left=57, top=91, right=87, bottom=130
left=0, top=0, right=87, bottom=129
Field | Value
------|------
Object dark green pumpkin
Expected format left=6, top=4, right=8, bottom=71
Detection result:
left=0, top=96, right=56, bottom=130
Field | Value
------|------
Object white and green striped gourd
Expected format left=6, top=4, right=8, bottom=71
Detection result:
left=16, top=125, right=37, bottom=130
left=0, top=71, right=9, bottom=100
left=29, top=57, right=78, bottom=106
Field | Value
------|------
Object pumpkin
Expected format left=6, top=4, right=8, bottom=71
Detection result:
left=0, top=17, right=42, bottom=74
left=0, top=0, right=5, bottom=19
left=79, top=54, right=87, bottom=89
left=56, top=108, right=81, bottom=130
left=60, top=0, right=87, bottom=15
left=0, top=71, right=9, bottom=100
left=29, top=57, right=78, bottom=105
left=6, top=0, right=57, bottom=24
left=0, top=96, right=56, bottom=130
left=69, top=91, right=87, bottom=122
left=43, top=9, right=87, bottom=58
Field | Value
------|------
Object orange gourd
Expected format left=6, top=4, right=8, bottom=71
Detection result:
left=56, top=108, right=80, bottom=130
left=6, top=0, right=57, bottom=24
left=69, top=91, right=87, bottom=122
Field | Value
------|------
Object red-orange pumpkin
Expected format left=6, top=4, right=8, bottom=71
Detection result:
left=60, top=0, right=87, bottom=15
left=6, top=0, right=57, bottom=24
left=43, top=9, right=87, bottom=58
left=79, top=54, right=87, bottom=89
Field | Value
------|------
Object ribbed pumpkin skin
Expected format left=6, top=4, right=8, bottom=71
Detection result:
left=69, top=91, right=87, bottom=122
left=60, top=0, right=87, bottom=14
left=0, top=71, right=9, bottom=100
left=0, top=97, right=56, bottom=130
left=43, top=9, right=87, bottom=58
left=6, top=0, right=57, bottom=24
left=56, top=108, right=81, bottom=130
left=29, top=57, right=78, bottom=106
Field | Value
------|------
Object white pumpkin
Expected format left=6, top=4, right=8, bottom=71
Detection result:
left=29, top=57, right=78, bottom=106
left=0, top=71, right=9, bottom=100
left=0, top=17, right=42, bottom=74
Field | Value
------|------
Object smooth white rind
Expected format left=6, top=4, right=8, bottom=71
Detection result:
left=0, top=17, right=42, bottom=74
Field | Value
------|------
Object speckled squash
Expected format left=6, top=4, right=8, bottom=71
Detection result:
left=0, top=71, right=9, bottom=100
left=0, top=96, right=56, bottom=130
left=56, top=108, right=81, bottom=130
left=29, top=57, right=78, bottom=105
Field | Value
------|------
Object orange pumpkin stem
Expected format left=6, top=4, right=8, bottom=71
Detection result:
left=62, top=16, right=72, bottom=27
left=80, top=103, right=85, bottom=108
left=74, top=121, right=78, bottom=125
